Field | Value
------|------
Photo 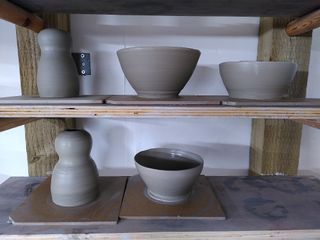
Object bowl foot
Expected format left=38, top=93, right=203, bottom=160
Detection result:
left=144, top=188, right=191, bottom=205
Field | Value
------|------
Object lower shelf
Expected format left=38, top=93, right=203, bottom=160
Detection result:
left=1, top=176, right=320, bottom=239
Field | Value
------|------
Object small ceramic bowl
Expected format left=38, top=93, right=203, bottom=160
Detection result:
left=117, top=46, right=201, bottom=99
left=135, top=148, right=203, bottom=204
left=219, top=61, right=298, bottom=100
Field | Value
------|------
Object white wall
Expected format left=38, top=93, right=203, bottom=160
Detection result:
left=0, top=20, right=28, bottom=183
left=0, top=16, right=319, bottom=181
left=71, top=15, right=259, bottom=176
left=299, top=28, right=320, bottom=174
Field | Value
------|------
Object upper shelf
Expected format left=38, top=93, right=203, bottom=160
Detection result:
left=1, top=95, right=320, bottom=119
left=8, top=0, right=320, bottom=17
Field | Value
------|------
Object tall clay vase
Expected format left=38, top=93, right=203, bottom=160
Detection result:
left=37, top=28, right=79, bottom=97
left=51, top=130, right=99, bottom=207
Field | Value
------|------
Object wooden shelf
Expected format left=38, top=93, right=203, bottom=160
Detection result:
left=2, top=176, right=320, bottom=239
left=1, top=104, right=320, bottom=119
left=0, top=95, right=320, bottom=119
left=8, top=0, right=320, bottom=17
left=1, top=96, right=320, bottom=119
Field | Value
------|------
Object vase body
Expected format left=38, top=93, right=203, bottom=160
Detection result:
left=37, top=28, right=79, bottom=97
left=51, top=130, right=98, bottom=207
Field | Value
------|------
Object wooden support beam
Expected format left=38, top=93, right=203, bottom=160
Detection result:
left=0, top=0, right=44, bottom=33
left=249, top=17, right=312, bottom=176
left=286, top=9, right=320, bottom=36
left=0, top=118, right=35, bottom=131
left=294, top=119, right=320, bottom=129
left=16, top=13, right=75, bottom=176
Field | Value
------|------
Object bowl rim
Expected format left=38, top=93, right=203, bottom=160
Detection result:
left=219, top=61, right=298, bottom=66
left=134, top=148, right=204, bottom=172
left=117, top=46, right=201, bottom=54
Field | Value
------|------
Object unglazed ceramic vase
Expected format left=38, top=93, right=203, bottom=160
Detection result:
left=219, top=61, right=298, bottom=100
left=135, top=148, right=203, bottom=204
left=51, top=129, right=99, bottom=207
left=117, top=46, right=201, bottom=99
left=37, top=28, right=79, bottom=97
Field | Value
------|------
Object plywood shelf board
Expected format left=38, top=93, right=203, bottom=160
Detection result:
left=120, top=175, right=225, bottom=220
left=1, top=104, right=320, bottom=119
left=1, top=176, right=320, bottom=239
left=0, top=95, right=109, bottom=104
left=106, top=95, right=224, bottom=106
left=9, top=177, right=127, bottom=225
left=7, top=0, right=320, bottom=17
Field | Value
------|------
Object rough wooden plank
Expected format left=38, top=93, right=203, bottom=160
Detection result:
left=9, top=177, right=127, bottom=225
left=0, top=118, right=35, bottom=131
left=286, top=8, right=320, bottom=36
left=120, top=175, right=225, bottom=220
left=106, top=95, right=224, bottom=105
left=0, top=0, right=44, bottom=32
left=8, top=0, right=320, bottom=17
left=250, top=17, right=312, bottom=176
left=294, top=119, right=320, bottom=129
left=16, top=13, right=75, bottom=176
left=1, top=176, right=320, bottom=239
left=1, top=104, right=320, bottom=119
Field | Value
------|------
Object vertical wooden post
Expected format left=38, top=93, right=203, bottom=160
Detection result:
left=249, top=17, right=312, bottom=176
left=16, top=14, right=75, bottom=176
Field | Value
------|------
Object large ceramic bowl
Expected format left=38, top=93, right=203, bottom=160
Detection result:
left=219, top=61, right=298, bottom=100
left=117, top=46, right=201, bottom=99
left=135, top=148, right=203, bottom=204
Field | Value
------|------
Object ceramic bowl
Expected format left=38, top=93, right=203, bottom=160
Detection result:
left=135, top=148, right=203, bottom=204
left=117, top=46, right=201, bottom=99
left=219, top=61, right=298, bottom=100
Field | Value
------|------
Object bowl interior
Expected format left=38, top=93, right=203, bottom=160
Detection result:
left=135, top=149, right=202, bottom=171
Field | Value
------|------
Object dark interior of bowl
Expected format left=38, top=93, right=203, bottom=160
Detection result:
left=135, top=151, right=201, bottom=171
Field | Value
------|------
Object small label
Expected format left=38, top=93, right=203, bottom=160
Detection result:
left=72, top=52, right=91, bottom=76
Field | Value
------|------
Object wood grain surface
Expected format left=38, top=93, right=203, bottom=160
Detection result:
left=250, top=17, right=312, bottom=176
left=0, top=0, right=44, bottom=32
left=286, top=8, right=320, bottom=36
left=16, top=14, right=76, bottom=176
left=120, top=175, right=225, bottom=220
left=1, top=104, right=320, bottom=119
left=9, top=177, right=127, bottom=225
left=0, top=118, right=36, bottom=132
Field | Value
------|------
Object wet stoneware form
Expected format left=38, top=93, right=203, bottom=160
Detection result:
left=135, top=148, right=203, bottom=204
left=51, top=130, right=99, bottom=207
left=219, top=61, right=297, bottom=100
left=117, top=46, right=200, bottom=99
left=37, top=28, right=79, bottom=97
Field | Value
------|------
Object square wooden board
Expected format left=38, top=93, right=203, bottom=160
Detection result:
left=0, top=95, right=108, bottom=104
left=120, top=175, right=226, bottom=220
left=222, top=98, right=320, bottom=107
left=106, top=95, right=225, bottom=105
left=9, top=176, right=127, bottom=225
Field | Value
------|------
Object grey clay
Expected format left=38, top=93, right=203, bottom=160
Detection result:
left=219, top=61, right=298, bottom=100
left=117, top=46, right=200, bottom=99
left=135, top=148, right=203, bottom=204
left=37, top=28, right=79, bottom=97
left=51, top=129, right=99, bottom=207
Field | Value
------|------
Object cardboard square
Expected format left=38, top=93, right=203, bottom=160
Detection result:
left=120, top=175, right=226, bottom=220
left=9, top=177, right=127, bottom=225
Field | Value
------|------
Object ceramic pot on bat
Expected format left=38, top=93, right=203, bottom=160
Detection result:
left=37, top=28, right=79, bottom=97
left=51, top=129, right=99, bottom=207
left=135, top=148, right=203, bottom=204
